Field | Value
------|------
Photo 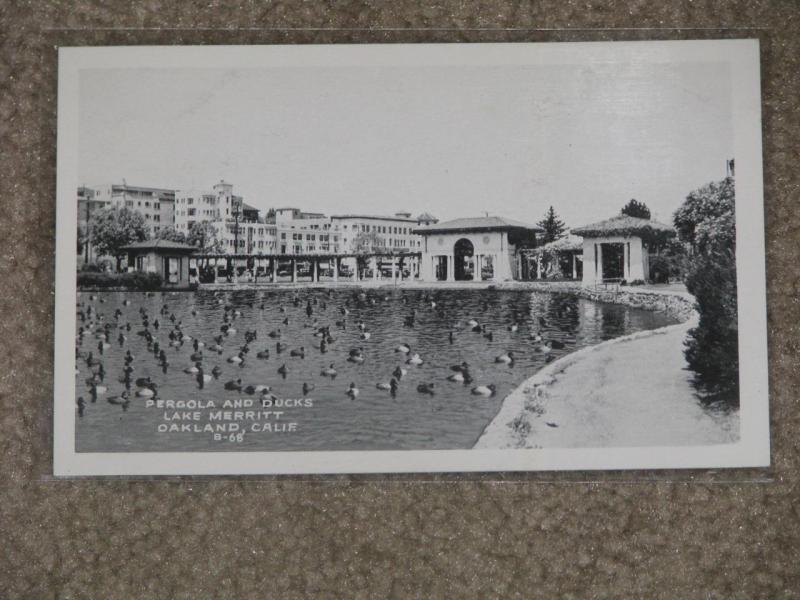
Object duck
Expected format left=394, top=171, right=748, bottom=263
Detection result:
left=359, top=331, right=371, bottom=341
left=467, top=319, right=479, bottom=328
left=394, top=343, right=411, bottom=354
left=211, top=366, right=223, bottom=378
left=183, top=364, right=200, bottom=374
left=91, top=383, right=108, bottom=395
left=348, top=353, right=365, bottom=364
left=268, top=329, right=281, bottom=339
left=392, top=366, right=408, bottom=380
left=529, top=331, right=543, bottom=343
left=256, top=349, right=270, bottom=359
left=494, top=351, right=515, bottom=364
left=416, top=383, right=435, bottom=396
left=107, top=391, right=131, bottom=406
left=376, top=381, right=393, bottom=391
left=224, top=327, right=237, bottom=336
left=537, top=342, right=552, bottom=354
left=289, top=347, right=306, bottom=358
left=135, top=385, right=156, bottom=398
left=277, top=363, right=288, bottom=376
left=345, top=382, right=359, bottom=399
left=447, top=372, right=466, bottom=383
left=209, top=343, right=224, bottom=353
left=302, top=382, right=315, bottom=395
left=450, top=361, right=470, bottom=372
left=507, top=323, right=519, bottom=333
left=244, top=384, right=270, bottom=395
left=223, top=379, right=242, bottom=392
left=321, top=364, right=337, bottom=378
left=190, top=351, right=203, bottom=362
left=227, top=352, right=245, bottom=364
left=406, top=353, right=424, bottom=366
left=196, top=370, right=212, bottom=384
left=471, top=384, right=497, bottom=397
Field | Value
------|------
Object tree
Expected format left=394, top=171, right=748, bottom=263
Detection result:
left=673, top=176, right=738, bottom=407
left=352, top=230, right=382, bottom=254
left=186, top=221, right=224, bottom=254
left=155, top=225, right=187, bottom=243
left=89, top=207, right=149, bottom=270
left=621, top=199, right=651, bottom=220
left=537, top=206, right=566, bottom=244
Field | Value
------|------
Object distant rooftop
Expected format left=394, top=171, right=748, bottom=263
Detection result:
left=331, top=214, right=418, bottom=223
left=414, top=216, right=543, bottom=234
left=572, top=215, right=674, bottom=238
left=121, top=239, right=198, bottom=252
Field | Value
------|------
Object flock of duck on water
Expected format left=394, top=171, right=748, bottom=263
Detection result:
left=75, top=289, right=568, bottom=417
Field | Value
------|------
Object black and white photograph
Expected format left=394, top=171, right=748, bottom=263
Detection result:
left=53, top=41, right=769, bottom=475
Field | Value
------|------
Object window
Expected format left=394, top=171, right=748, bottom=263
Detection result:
left=281, top=233, right=286, bottom=240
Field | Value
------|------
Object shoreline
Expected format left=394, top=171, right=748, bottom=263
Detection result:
left=475, top=286, right=740, bottom=450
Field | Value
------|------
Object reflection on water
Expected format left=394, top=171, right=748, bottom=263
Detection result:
left=75, top=288, right=677, bottom=452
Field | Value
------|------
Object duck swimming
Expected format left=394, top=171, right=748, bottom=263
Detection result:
left=471, top=384, right=497, bottom=397
left=302, top=382, right=315, bottom=395
left=321, top=364, right=337, bottom=378
left=392, top=366, right=408, bottom=380
left=495, top=351, right=515, bottom=364
left=406, top=353, right=424, bottom=366
left=416, top=383, right=435, bottom=396
left=395, top=343, right=411, bottom=354
left=223, top=379, right=242, bottom=392
left=289, top=347, right=305, bottom=358
left=227, top=352, right=245, bottom=364
left=345, top=382, right=359, bottom=399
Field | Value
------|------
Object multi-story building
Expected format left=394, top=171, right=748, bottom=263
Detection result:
left=274, top=208, right=337, bottom=255
left=91, top=183, right=176, bottom=237
left=330, top=212, right=430, bottom=253
left=174, top=180, right=276, bottom=254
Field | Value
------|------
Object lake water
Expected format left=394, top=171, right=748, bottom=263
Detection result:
left=74, top=287, right=677, bottom=452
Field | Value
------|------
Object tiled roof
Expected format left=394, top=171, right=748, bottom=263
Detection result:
left=572, top=215, right=674, bottom=238
left=414, top=216, right=543, bottom=234
left=121, top=239, right=198, bottom=252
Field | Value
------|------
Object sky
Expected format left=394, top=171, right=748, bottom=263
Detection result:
left=78, top=60, right=733, bottom=228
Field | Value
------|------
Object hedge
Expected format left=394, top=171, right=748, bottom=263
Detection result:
left=77, top=271, right=163, bottom=291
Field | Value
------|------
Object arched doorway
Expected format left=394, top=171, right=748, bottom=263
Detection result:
left=454, top=238, right=475, bottom=281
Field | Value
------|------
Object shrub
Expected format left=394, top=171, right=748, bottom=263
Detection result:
left=674, top=177, right=738, bottom=408
left=77, top=271, right=163, bottom=291
left=682, top=248, right=739, bottom=407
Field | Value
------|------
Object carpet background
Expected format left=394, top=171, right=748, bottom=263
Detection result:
left=1, top=2, right=799, bottom=598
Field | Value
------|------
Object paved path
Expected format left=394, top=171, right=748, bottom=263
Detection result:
left=476, top=319, right=739, bottom=449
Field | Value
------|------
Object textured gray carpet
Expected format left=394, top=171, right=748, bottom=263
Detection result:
left=2, top=2, right=799, bottom=598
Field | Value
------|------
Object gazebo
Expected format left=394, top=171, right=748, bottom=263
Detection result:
left=572, top=215, right=674, bottom=285
left=122, top=239, right=198, bottom=288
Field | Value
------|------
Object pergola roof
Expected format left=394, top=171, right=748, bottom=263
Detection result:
left=121, top=239, right=198, bottom=253
left=414, top=216, right=543, bottom=235
left=572, top=215, right=674, bottom=238
left=531, top=233, right=583, bottom=255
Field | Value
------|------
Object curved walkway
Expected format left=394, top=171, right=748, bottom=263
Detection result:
left=475, top=310, right=739, bottom=450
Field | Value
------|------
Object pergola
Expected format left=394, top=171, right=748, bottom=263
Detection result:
left=190, top=251, right=422, bottom=284
left=524, top=233, right=584, bottom=280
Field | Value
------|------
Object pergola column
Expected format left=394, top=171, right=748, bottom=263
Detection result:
left=446, top=254, right=455, bottom=282
left=473, top=255, right=480, bottom=281
left=333, top=257, right=339, bottom=282
left=391, top=256, right=397, bottom=283
left=572, top=253, right=578, bottom=280
left=271, top=258, right=277, bottom=283
left=312, top=259, right=318, bottom=283
left=372, top=257, right=378, bottom=282
left=291, top=258, right=297, bottom=283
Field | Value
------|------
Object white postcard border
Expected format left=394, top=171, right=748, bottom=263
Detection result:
left=54, top=40, right=769, bottom=476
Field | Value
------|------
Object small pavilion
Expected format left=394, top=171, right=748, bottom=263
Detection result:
left=122, top=239, right=198, bottom=288
left=572, top=215, right=674, bottom=285
left=414, top=216, right=542, bottom=282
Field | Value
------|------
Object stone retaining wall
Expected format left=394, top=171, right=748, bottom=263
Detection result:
left=523, top=282, right=696, bottom=323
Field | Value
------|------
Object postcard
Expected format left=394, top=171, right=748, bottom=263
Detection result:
left=54, top=40, right=769, bottom=475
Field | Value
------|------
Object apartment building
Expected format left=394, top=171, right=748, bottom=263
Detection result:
left=91, top=183, right=176, bottom=236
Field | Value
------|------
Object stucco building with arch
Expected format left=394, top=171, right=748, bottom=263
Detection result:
left=413, top=216, right=542, bottom=282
